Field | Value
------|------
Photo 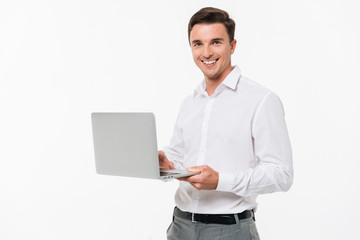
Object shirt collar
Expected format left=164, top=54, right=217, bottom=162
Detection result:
left=194, top=65, right=241, bottom=97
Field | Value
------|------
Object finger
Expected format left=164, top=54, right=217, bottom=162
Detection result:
left=177, top=175, right=201, bottom=183
left=170, top=161, right=175, bottom=169
left=187, top=166, right=204, bottom=172
left=177, top=176, right=192, bottom=181
left=176, top=177, right=186, bottom=181
left=190, top=182, right=201, bottom=190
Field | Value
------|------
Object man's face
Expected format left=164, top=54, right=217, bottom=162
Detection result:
left=189, top=23, right=236, bottom=82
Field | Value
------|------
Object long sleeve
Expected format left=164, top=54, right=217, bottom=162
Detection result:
left=216, top=93, right=294, bottom=197
left=162, top=106, right=186, bottom=170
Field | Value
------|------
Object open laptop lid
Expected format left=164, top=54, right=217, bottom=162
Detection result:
left=91, top=112, right=198, bottom=180
left=92, top=112, right=160, bottom=179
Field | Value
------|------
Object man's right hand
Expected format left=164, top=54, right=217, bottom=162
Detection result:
left=158, top=150, right=175, bottom=169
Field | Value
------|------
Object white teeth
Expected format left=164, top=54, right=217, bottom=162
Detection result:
left=203, top=60, right=216, bottom=64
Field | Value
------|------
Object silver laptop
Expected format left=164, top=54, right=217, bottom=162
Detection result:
left=91, top=112, right=198, bottom=180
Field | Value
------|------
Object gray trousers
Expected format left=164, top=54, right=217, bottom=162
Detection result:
left=166, top=209, right=260, bottom=240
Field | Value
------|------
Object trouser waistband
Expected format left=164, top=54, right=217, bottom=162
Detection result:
left=173, top=207, right=254, bottom=225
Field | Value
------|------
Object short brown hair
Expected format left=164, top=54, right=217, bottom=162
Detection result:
left=188, top=7, right=236, bottom=43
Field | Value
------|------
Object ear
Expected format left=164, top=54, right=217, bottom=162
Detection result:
left=230, top=39, right=237, bottom=54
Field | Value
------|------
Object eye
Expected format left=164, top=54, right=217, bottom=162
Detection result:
left=213, top=40, right=221, bottom=45
left=193, top=42, right=202, bottom=47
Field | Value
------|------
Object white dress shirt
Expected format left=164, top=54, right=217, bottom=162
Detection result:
left=163, top=66, right=293, bottom=214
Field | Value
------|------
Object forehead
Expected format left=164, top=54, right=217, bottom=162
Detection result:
left=189, top=23, right=229, bottom=42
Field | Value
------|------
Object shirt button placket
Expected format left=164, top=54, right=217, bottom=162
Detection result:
left=197, top=97, right=215, bottom=166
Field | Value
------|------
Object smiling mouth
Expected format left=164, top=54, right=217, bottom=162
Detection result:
left=201, top=59, right=219, bottom=65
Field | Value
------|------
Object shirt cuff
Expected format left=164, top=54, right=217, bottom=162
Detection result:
left=216, top=172, right=236, bottom=192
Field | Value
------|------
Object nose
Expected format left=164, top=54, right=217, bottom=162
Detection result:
left=203, top=45, right=213, bottom=59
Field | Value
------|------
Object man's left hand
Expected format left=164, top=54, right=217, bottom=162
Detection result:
left=177, top=165, right=219, bottom=190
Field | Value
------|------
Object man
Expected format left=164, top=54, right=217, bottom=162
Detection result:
left=159, top=7, right=293, bottom=240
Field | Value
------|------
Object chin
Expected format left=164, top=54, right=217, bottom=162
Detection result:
left=204, top=70, right=219, bottom=79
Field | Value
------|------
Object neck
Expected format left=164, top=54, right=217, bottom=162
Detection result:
left=205, top=65, right=233, bottom=96
left=205, top=80, right=220, bottom=96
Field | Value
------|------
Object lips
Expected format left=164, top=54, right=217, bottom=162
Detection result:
left=201, top=58, right=219, bottom=65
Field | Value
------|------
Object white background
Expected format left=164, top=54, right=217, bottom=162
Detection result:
left=1, top=0, right=359, bottom=239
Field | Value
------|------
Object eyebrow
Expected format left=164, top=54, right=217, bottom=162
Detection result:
left=191, top=40, right=201, bottom=45
left=212, top=38, right=225, bottom=42
left=191, top=38, right=225, bottom=45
